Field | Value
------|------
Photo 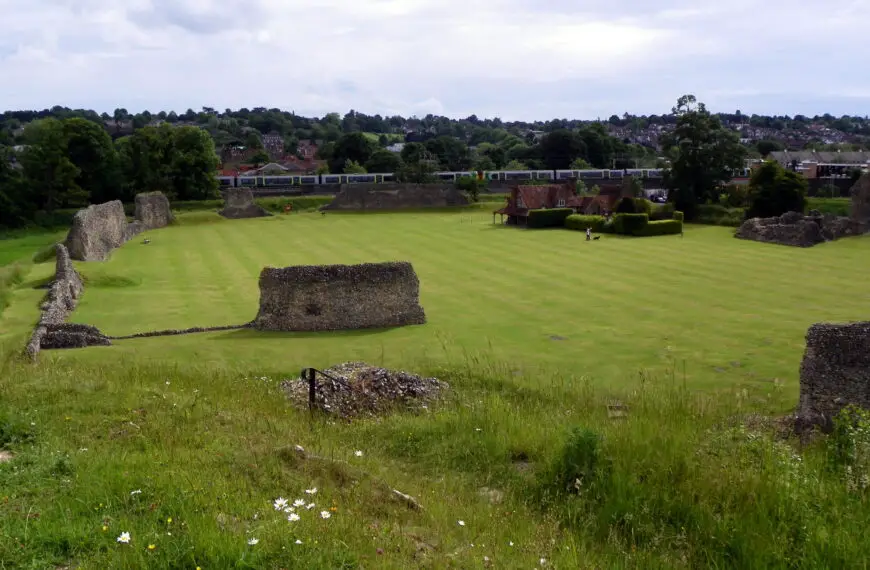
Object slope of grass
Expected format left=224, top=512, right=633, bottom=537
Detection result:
left=2, top=210, right=870, bottom=568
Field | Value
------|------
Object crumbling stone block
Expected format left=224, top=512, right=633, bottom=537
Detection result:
left=850, top=172, right=870, bottom=224
left=736, top=210, right=866, bottom=247
left=219, top=188, right=271, bottom=219
left=797, top=321, right=870, bottom=430
left=252, top=262, right=426, bottom=332
left=64, top=200, right=128, bottom=261
left=134, top=191, right=174, bottom=229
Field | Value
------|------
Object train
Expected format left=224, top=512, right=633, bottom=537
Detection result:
left=217, top=167, right=754, bottom=188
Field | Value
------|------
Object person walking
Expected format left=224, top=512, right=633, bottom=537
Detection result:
left=586, top=227, right=591, bottom=241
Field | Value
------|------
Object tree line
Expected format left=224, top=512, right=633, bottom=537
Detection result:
left=0, top=118, right=219, bottom=229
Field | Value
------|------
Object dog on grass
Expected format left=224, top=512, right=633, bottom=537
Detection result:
left=593, top=236, right=600, bottom=241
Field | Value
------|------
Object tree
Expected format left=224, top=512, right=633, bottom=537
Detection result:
left=168, top=126, right=220, bottom=201
left=62, top=118, right=121, bottom=204
left=247, top=150, right=271, bottom=167
left=503, top=159, right=528, bottom=171
left=365, top=149, right=402, bottom=173
left=576, top=123, right=615, bottom=168
left=425, top=136, right=471, bottom=171
left=329, top=132, right=376, bottom=173
left=19, top=118, right=87, bottom=211
left=756, top=139, right=783, bottom=157
left=343, top=159, right=367, bottom=174
left=662, top=95, right=747, bottom=219
left=245, top=132, right=263, bottom=149
left=569, top=157, right=593, bottom=170
left=745, top=160, right=808, bottom=218
left=538, top=129, right=586, bottom=170
left=0, top=144, right=31, bottom=228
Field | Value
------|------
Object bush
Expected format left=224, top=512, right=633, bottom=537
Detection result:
left=612, top=213, right=648, bottom=235
left=807, top=197, right=850, bottom=216
left=695, top=204, right=744, bottom=227
left=721, top=184, right=750, bottom=208
left=633, top=219, right=683, bottom=236
left=564, top=215, right=609, bottom=232
left=456, top=176, right=487, bottom=202
left=633, top=198, right=652, bottom=215
left=649, top=202, right=675, bottom=221
left=673, top=210, right=684, bottom=223
left=527, top=208, right=574, bottom=229
left=615, top=197, right=637, bottom=213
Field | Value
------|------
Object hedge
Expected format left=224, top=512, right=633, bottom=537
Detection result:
left=564, top=215, right=611, bottom=233
left=632, top=219, right=683, bottom=236
left=673, top=211, right=684, bottom=222
left=612, top=213, right=649, bottom=235
left=527, top=208, right=574, bottom=229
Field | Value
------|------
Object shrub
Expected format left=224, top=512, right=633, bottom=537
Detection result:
left=527, top=208, right=574, bottom=229
left=746, top=160, right=808, bottom=218
left=456, top=176, right=487, bottom=202
left=615, top=197, right=637, bottom=213
left=721, top=184, right=750, bottom=208
left=539, top=427, right=609, bottom=500
left=612, top=213, right=648, bottom=235
left=649, top=202, right=675, bottom=221
left=633, top=219, right=683, bottom=236
left=633, top=198, right=652, bottom=215
left=695, top=204, right=744, bottom=227
left=673, top=210, right=684, bottom=222
left=564, top=215, right=609, bottom=232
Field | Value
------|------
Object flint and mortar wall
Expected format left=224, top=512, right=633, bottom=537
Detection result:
left=797, top=321, right=870, bottom=429
left=322, top=184, right=470, bottom=210
left=219, top=188, right=272, bottom=218
left=252, top=262, right=427, bottom=332
left=25, top=244, right=85, bottom=358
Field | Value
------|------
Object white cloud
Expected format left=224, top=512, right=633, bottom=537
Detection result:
left=0, top=0, right=868, bottom=119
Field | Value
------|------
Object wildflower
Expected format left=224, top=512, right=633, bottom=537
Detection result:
left=354, top=450, right=363, bottom=457
left=305, top=487, right=317, bottom=495
left=320, top=511, right=331, bottom=519
left=330, top=506, right=337, bottom=512
left=540, top=558, right=547, bottom=566
left=293, top=499, right=305, bottom=507
left=147, top=544, right=156, bottom=551
left=306, top=503, right=315, bottom=510
left=101, top=525, right=108, bottom=532
left=166, top=517, right=172, bottom=524
left=117, top=532, right=131, bottom=544
left=484, top=556, right=490, bottom=562
left=509, top=541, right=514, bottom=546
left=283, top=507, right=294, bottom=514
left=288, top=513, right=300, bottom=522
left=273, top=497, right=289, bottom=511
left=79, top=448, right=88, bottom=452
left=165, top=381, right=170, bottom=385
left=295, top=539, right=303, bottom=544
left=130, top=489, right=142, bottom=495
left=458, top=520, right=465, bottom=526
left=247, top=538, right=259, bottom=546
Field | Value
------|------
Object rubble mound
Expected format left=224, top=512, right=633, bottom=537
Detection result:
left=735, top=210, right=866, bottom=247
left=281, top=362, right=449, bottom=418
left=40, top=323, right=111, bottom=350
left=219, top=188, right=272, bottom=219
left=64, top=200, right=128, bottom=261
left=134, top=191, right=174, bottom=229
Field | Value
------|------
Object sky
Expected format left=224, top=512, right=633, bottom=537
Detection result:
left=2, top=0, right=869, bottom=122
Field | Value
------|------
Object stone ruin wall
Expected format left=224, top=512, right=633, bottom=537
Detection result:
left=736, top=210, right=866, bottom=248
left=64, top=192, right=174, bottom=261
left=135, top=191, right=175, bottom=229
left=797, top=322, right=870, bottom=430
left=25, top=244, right=110, bottom=359
left=322, top=184, right=470, bottom=210
left=219, top=187, right=272, bottom=219
left=851, top=172, right=870, bottom=224
left=251, top=261, right=427, bottom=332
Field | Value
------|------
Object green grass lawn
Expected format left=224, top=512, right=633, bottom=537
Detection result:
left=37, top=207, right=870, bottom=399
left=2, top=208, right=870, bottom=569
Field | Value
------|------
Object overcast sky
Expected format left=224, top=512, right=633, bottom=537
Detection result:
left=2, top=0, right=868, bottom=121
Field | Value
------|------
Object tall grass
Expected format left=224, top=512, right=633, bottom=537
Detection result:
left=1, top=346, right=868, bottom=569
left=0, top=263, right=26, bottom=316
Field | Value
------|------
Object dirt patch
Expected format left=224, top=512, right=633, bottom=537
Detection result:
left=0, top=450, right=13, bottom=463
left=280, top=362, right=449, bottom=419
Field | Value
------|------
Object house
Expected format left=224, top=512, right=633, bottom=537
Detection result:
left=493, top=178, right=634, bottom=225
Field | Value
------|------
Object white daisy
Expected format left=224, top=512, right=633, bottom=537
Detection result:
left=295, top=539, right=303, bottom=544
left=354, top=450, right=363, bottom=457
left=320, top=511, right=331, bottom=519
left=116, top=532, right=131, bottom=544
left=306, top=503, right=315, bottom=510
left=458, top=520, right=465, bottom=526
left=130, top=489, right=142, bottom=496
left=305, top=487, right=317, bottom=495
left=273, top=497, right=289, bottom=511
left=288, top=513, right=300, bottom=522
left=247, top=538, right=259, bottom=546
left=293, top=499, right=306, bottom=507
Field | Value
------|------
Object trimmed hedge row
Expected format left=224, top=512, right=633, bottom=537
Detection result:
left=527, top=208, right=574, bottom=229
left=565, top=212, right=683, bottom=237
left=564, top=215, right=610, bottom=232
